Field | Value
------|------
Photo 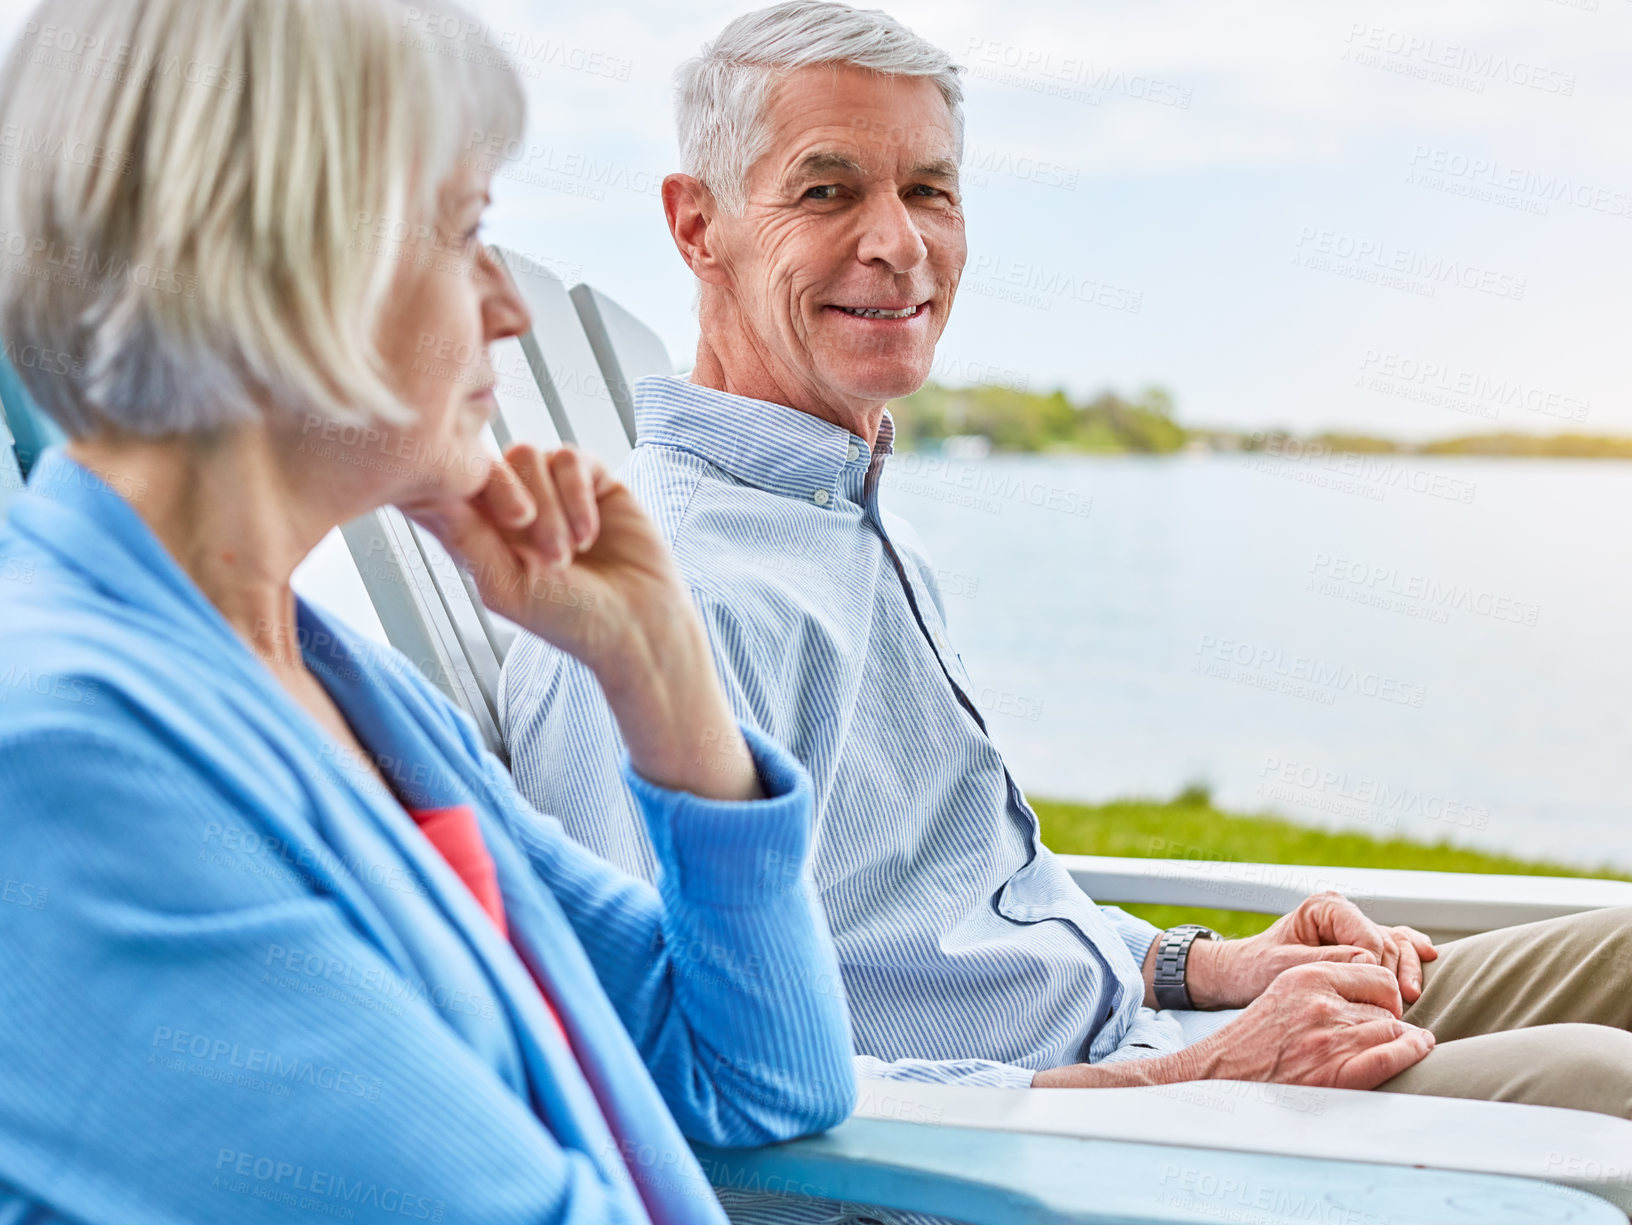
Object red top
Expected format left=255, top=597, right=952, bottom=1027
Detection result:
left=409, top=804, right=569, bottom=1042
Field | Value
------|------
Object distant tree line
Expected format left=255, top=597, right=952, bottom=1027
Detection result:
left=889, top=382, right=1188, bottom=454
left=888, top=382, right=1632, bottom=459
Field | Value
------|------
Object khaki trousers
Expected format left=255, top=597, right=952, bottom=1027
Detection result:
left=1376, top=905, right=1632, bottom=1118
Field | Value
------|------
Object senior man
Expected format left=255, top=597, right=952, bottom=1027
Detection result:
left=503, top=0, right=1632, bottom=1116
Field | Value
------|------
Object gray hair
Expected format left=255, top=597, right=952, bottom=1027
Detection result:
left=0, top=0, right=526, bottom=439
left=676, top=1, right=964, bottom=215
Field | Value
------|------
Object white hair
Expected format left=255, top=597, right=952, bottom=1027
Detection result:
left=676, top=1, right=964, bottom=215
left=0, top=0, right=526, bottom=439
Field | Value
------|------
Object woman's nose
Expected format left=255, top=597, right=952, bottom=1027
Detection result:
left=482, top=247, right=532, bottom=342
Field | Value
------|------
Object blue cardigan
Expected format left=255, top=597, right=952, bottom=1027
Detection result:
left=0, top=452, right=855, bottom=1225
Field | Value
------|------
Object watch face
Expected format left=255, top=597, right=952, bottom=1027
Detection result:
left=1154, top=926, right=1218, bottom=1011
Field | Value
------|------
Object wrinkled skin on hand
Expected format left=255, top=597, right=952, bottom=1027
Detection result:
left=1184, top=961, right=1436, bottom=1090
left=1192, top=891, right=1438, bottom=1010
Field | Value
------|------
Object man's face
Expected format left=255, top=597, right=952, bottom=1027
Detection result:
left=711, top=64, right=966, bottom=408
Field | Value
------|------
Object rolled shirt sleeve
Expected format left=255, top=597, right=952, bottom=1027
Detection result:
left=488, top=723, right=857, bottom=1147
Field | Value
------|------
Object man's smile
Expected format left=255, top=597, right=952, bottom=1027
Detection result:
left=827, top=301, right=928, bottom=320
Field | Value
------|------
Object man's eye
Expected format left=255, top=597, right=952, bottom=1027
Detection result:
left=910, top=184, right=945, bottom=198
left=803, top=184, right=840, bottom=201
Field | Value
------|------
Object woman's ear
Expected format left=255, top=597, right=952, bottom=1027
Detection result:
left=662, top=174, right=730, bottom=287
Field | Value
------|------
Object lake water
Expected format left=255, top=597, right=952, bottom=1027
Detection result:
left=879, top=452, right=1632, bottom=873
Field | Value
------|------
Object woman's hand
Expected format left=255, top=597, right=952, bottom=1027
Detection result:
left=409, top=444, right=671, bottom=667
left=406, top=444, right=762, bottom=802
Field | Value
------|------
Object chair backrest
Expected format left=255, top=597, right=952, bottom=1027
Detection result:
left=290, top=528, right=393, bottom=648
left=487, top=334, right=564, bottom=453
left=339, top=506, right=509, bottom=761
left=490, top=246, right=631, bottom=467
left=568, top=283, right=675, bottom=447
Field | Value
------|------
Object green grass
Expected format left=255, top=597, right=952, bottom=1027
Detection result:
left=1032, top=791, right=1632, bottom=938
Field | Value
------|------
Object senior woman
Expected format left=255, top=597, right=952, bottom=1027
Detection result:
left=0, top=0, right=854, bottom=1222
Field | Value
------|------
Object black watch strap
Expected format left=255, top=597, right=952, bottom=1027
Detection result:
left=1152, top=924, right=1220, bottom=1011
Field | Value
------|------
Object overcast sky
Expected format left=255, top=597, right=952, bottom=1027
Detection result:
left=4, top=0, right=1629, bottom=437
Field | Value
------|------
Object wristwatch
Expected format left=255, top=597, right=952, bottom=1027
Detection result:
left=1152, top=924, right=1221, bottom=1011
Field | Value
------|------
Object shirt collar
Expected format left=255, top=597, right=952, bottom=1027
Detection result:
left=633, top=377, right=894, bottom=507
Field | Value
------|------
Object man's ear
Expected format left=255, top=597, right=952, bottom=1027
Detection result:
left=663, top=173, right=731, bottom=287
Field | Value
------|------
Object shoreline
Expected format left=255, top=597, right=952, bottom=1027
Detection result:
left=1034, top=792, right=1631, bottom=938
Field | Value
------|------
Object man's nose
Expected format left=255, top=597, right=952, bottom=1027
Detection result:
left=855, top=192, right=928, bottom=272
left=481, top=247, right=532, bottom=342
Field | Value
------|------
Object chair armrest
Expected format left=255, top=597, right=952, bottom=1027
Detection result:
left=1062, top=853, right=1632, bottom=940
left=693, top=1118, right=1622, bottom=1225
left=845, top=1081, right=1632, bottom=1214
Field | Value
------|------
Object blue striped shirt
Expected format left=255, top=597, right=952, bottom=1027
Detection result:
left=502, top=377, right=1220, bottom=1091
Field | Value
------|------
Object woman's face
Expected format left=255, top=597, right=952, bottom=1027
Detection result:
left=369, top=160, right=529, bottom=511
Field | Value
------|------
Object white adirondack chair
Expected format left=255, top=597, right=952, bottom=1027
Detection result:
left=7, top=277, right=1631, bottom=1223
left=310, top=249, right=1632, bottom=1219
left=492, top=247, right=633, bottom=466
left=370, top=250, right=1632, bottom=1219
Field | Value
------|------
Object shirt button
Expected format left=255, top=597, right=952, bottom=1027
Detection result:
left=847, top=443, right=861, bottom=462
left=813, top=489, right=831, bottom=506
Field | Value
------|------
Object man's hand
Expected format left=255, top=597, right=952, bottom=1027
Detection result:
left=1186, top=962, right=1435, bottom=1088
left=1037, top=962, right=1435, bottom=1091
left=408, top=444, right=762, bottom=802
left=1182, top=892, right=1438, bottom=1010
